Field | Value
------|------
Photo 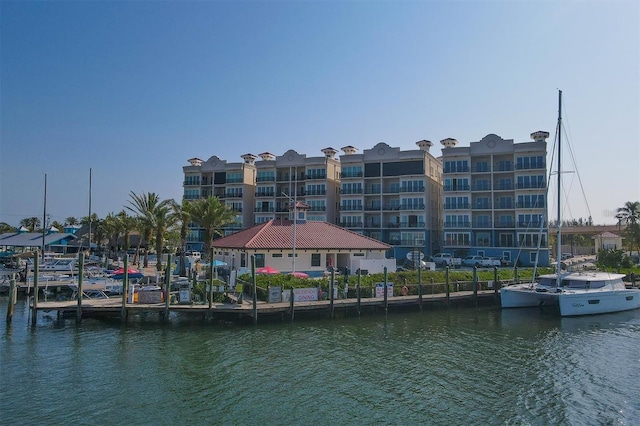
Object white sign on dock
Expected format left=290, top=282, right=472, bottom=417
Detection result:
left=282, top=288, right=318, bottom=302
left=375, top=283, right=393, bottom=298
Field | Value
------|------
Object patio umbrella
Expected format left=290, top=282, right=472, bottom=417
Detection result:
left=111, top=267, right=140, bottom=275
left=256, top=266, right=280, bottom=274
left=289, top=271, right=309, bottom=279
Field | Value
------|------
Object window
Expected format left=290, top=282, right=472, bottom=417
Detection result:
left=272, top=253, right=283, bottom=258
left=311, top=253, right=321, bottom=267
left=255, top=254, right=265, bottom=268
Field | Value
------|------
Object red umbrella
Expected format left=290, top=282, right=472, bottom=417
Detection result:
left=289, top=271, right=309, bottom=279
left=111, top=267, right=140, bottom=275
left=256, top=266, right=280, bottom=274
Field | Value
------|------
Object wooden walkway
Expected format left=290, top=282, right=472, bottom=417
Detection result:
left=33, top=289, right=500, bottom=323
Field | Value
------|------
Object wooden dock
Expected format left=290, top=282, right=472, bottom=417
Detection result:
left=33, top=289, right=500, bottom=324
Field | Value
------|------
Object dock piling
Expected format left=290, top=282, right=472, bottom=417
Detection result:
left=383, top=267, right=388, bottom=315
left=329, top=269, right=335, bottom=318
left=164, top=255, right=172, bottom=320
left=6, top=277, right=16, bottom=323
left=445, top=266, right=450, bottom=307
left=76, top=252, right=85, bottom=323
left=31, top=253, right=39, bottom=327
left=418, top=266, right=423, bottom=312
left=356, top=271, right=361, bottom=316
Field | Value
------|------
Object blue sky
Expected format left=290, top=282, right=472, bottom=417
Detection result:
left=1, top=0, right=638, bottom=227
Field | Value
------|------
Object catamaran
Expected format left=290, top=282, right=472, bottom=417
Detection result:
left=501, top=91, right=640, bottom=316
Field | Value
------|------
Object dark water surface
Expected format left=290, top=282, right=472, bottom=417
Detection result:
left=2, top=299, right=639, bottom=425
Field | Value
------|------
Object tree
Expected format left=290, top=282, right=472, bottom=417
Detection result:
left=101, top=213, right=123, bottom=261
left=0, top=222, right=16, bottom=234
left=189, top=196, right=236, bottom=256
left=616, top=201, right=640, bottom=256
left=126, top=191, right=175, bottom=271
left=20, top=217, right=41, bottom=232
left=171, top=200, right=193, bottom=277
left=50, top=220, right=64, bottom=232
left=65, top=217, right=78, bottom=226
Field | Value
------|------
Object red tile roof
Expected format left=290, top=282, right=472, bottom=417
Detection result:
left=212, top=220, right=391, bottom=251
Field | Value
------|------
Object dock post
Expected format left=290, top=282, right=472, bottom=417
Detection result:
left=383, top=267, right=388, bottom=315
left=493, top=266, right=499, bottom=300
left=164, top=254, right=172, bottom=320
left=121, top=255, right=129, bottom=323
left=6, top=277, right=16, bottom=323
left=251, top=255, right=257, bottom=325
left=418, top=266, right=423, bottom=312
left=356, top=271, right=361, bottom=316
left=514, top=266, right=519, bottom=283
left=473, top=266, right=478, bottom=307
left=289, top=287, right=294, bottom=321
left=31, top=253, right=39, bottom=327
left=76, top=252, right=85, bottom=323
left=329, top=269, right=335, bottom=318
left=445, top=266, right=450, bottom=307
left=209, top=248, right=214, bottom=311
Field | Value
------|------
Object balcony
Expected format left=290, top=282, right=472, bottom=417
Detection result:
left=340, top=188, right=364, bottom=195
left=340, top=221, right=363, bottom=228
left=471, top=184, right=491, bottom=191
left=494, top=202, right=514, bottom=209
left=471, top=165, right=491, bottom=173
left=444, top=166, right=470, bottom=173
left=474, top=203, right=492, bottom=210
left=255, top=191, right=275, bottom=197
left=517, top=221, right=544, bottom=228
left=254, top=207, right=275, bottom=213
left=444, top=221, right=471, bottom=228
left=515, top=162, right=545, bottom=170
left=472, top=221, right=492, bottom=228
left=364, top=205, right=381, bottom=211
left=494, top=183, right=513, bottom=191
left=226, top=177, right=243, bottom=184
left=444, top=185, right=470, bottom=192
left=400, top=186, right=425, bottom=193
left=305, top=189, right=327, bottom=196
left=224, top=192, right=243, bottom=198
left=305, top=173, right=326, bottom=180
left=516, top=202, right=545, bottom=209
left=364, top=188, right=381, bottom=194
left=309, top=206, right=326, bottom=212
left=444, top=203, right=470, bottom=210
left=382, top=205, right=401, bottom=211
left=516, top=182, right=546, bottom=189
left=340, top=171, right=363, bottom=178
left=256, top=176, right=276, bottom=183
left=340, top=205, right=363, bottom=211
left=494, top=221, right=515, bottom=228
left=399, top=204, right=425, bottom=210
left=494, top=164, right=513, bottom=172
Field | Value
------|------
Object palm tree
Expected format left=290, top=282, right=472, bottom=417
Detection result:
left=101, top=213, right=123, bottom=261
left=189, top=196, right=236, bottom=256
left=65, top=217, right=78, bottom=226
left=126, top=191, right=175, bottom=271
left=171, top=200, right=193, bottom=276
left=50, top=220, right=64, bottom=232
left=616, top=201, right=640, bottom=255
left=118, top=211, right=135, bottom=254
left=20, top=217, right=41, bottom=232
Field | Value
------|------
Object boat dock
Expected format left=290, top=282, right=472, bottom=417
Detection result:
left=27, top=287, right=500, bottom=324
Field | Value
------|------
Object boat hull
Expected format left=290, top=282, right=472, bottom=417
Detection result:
left=558, top=289, right=640, bottom=316
left=500, top=284, right=559, bottom=308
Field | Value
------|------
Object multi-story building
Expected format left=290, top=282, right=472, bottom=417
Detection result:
left=253, top=148, right=340, bottom=224
left=337, top=141, right=443, bottom=260
left=440, top=132, right=549, bottom=266
left=183, top=154, right=257, bottom=248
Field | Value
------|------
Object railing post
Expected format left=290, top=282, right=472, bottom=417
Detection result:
left=445, top=266, right=450, bottom=307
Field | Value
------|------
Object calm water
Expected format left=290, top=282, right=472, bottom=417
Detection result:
left=2, top=298, right=640, bottom=425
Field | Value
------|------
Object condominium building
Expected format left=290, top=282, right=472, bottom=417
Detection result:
left=440, top=132, right=549, bottom=266
left=337, top=141, right=443, bottom=260
left=183, top=149, right=340, bottom=251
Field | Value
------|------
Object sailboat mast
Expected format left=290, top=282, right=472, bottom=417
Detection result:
left=556, top=90, right=563, bottom=286
left=42, top=173, right=47, bottom=260
left=88, top=168, right=92, bottom=254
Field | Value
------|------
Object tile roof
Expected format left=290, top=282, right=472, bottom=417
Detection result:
left=212, top=220, right=391, bottom=251
left=591, top=231, right=621, bottom=239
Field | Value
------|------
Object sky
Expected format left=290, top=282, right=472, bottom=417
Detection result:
left=1, top=0, right=638, bottom=228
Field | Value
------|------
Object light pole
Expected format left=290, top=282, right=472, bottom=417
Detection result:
left=282, top=191, right=296, bottom=273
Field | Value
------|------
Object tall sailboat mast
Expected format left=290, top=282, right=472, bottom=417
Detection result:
left=556, top=90, right=563, bottom=287
left=88, top=168, right=92, bottom=254
left=41, top=173, right=47, bottom=259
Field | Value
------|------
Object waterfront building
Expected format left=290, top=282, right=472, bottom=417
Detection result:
left=440, top=133, right=549, bottom=266
left=253, top=148, right=340, bottom=224
left=337, top=141, right=443, bottom=260
left=211, top=203, right=392, bottom=277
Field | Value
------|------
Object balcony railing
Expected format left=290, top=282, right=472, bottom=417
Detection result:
left=494, top=202, right=514, bottom=209
left=471, top=184, right=491, bottom=191
left=516, top=202, right=545, bottom=209
left=400, top=204, right=425, bottom=210
left=494, top=183, right=513, bottom=190
left=444, top=166, right=470, bottom=173
left=309, top=206, right=326, bottom=212
left=340, top=205, right=363, bottom=211
left=305, top=173, right=326, bottom=180
left=517, top=221, right=544, bottom=228
left=472, top=221, right=492, bottom=228
left=444, top=203, right=470, bottom=210
left=256, top=176, right=276, bottom=182
left=444, top=185, right=470, bottom=192
left=400, top=186, right=425, bottom=193
left=340, top=221, right=363, bottom=228
left=340, top=188, right=364, bottom=194
left=340, top=171, right=363, bottom=178
left=474, top=203, right=492, bottom=210
left=305, top=189, right=327, bottom=196
left=226, top=177, right=243, bottom=184
left=494, top=221, right=515, bottom=228
left=254, top=207, right=275, bottom=213
left=224, top=192, right=243, bottom=198
left=515, top=162, right=545, bottom=170
left=255, top=191, right=275, bottom=197
left=444, top=221, right=471, bottom=228
left=516, top=183, right=546, bottom=189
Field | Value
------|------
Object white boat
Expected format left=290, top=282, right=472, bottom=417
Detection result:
left=502, top=90, right=640, bottom=316
left=39, top=257, right=77, bottom=272
left=557, top=271, right=640, bottom=316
